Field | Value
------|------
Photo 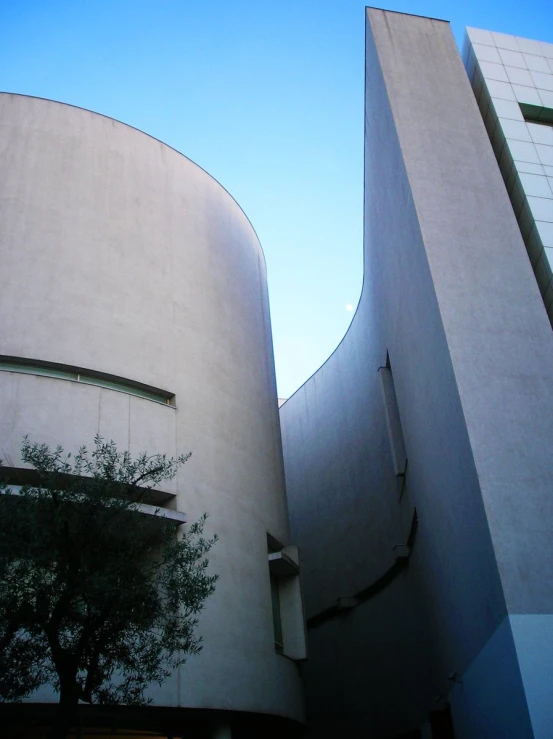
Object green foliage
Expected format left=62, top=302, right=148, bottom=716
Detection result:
left=0, top=437, right=217, bottom=714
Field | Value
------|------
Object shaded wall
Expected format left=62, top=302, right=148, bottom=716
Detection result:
left=281, top=10, right=553, bottom=738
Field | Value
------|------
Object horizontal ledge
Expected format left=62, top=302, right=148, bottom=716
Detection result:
left=0, top=467, right=176, bottom=507
left=268, top=551, right=300, bottom=576
left=2, top=486, right=186, bottom=526
left=306, top=557, right=410, bottom=630
left=136, top=502, right=186, bottom=525
left=306, top=509, right=418, bottom=629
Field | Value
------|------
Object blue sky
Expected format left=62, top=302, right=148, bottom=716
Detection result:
left=1, top=0, right=552, bottom=397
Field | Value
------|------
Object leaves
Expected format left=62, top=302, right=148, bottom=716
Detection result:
left=0, top=437, right=217, bottom=711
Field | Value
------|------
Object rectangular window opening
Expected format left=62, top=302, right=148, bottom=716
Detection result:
left=378, top=353, right=407, bottom=478
left=519, top=102, right=553, bottom=125
left=266, top=534, right=307, bottom=661
left=267, top=534, right=284, bottom=653
left=270, top=573, right=284, bottom=653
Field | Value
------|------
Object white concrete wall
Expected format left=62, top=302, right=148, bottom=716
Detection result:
left=281, top=10, right=553, bottom=739
left=463, top=32, right=553, bottom=738
left=465, top=29, right=553, bottom=323
left=0, top=93, right=303, bottom=724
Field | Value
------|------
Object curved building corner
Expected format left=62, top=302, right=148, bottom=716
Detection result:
left=280, top=9, right=553, bottom=739
left=0, top=93, right=306, bottom=739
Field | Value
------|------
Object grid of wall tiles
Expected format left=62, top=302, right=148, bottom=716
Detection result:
left=464, top=28, right=553, bottom=322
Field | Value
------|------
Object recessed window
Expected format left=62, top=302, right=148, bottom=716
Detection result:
left=378, top=353, right=407, bottom=478
left=270, top=573, right=284, bottom=653
left=267, top=535, right=284, bottom=652
left=266, top=534, right=306, bottom=661
left=0, top=356, right=174, bottom=406
left=519, top=102, right=553, bottom=126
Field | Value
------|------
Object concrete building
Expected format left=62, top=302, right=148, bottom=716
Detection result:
left=465, top=26, right=553, bottom=323
left=3, top=10, right=553, bottom=739
left=280, top=9, right=553, bottom=739
left=0, top=93, right=306, bottom=738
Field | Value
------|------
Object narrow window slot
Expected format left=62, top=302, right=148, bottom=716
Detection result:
left=378, top=354, right=407, bottom=477
left=0, top=356, right=174, bottom=407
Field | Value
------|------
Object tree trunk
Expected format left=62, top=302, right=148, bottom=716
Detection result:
left=46, top=683, right=79, bottom=739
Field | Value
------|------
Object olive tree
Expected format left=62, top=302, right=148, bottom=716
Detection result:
left=0, top=437, right=217, bottom=739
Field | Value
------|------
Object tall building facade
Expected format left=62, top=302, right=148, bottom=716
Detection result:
left=280, top=9, right=553, bottom=739
left=465, top=26, right=553, bottom=322
left=0, top=93, right=306, bottom=738
left=3, top=10, right=553, bottom=739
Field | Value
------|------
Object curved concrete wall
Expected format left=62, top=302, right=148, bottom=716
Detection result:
left=280, top=10, right=553, bottom=739
left=0, top=93, right=303, bottom=726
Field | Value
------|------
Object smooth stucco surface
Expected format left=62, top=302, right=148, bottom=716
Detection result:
left=450, top=617, right=533, bottom=739
left=280, top=10, right=553, bottom=738
left=0, top=93, right=303, bottom=725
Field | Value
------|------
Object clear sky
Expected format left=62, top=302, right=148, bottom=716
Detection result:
left=1, top=0, right=552, bottom=398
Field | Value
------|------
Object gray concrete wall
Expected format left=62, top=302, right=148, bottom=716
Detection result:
left=0, top=93, right=303, bottom=724
left=281, top=10, right=553, bottom=738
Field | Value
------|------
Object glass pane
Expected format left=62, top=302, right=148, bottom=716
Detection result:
left=0, top=361, right=173, bottom=406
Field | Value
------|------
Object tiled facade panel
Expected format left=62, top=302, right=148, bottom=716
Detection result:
left=465, top=28, right=553, bottom=321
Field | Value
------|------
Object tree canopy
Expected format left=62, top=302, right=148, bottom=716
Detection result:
left=0, top=437, right=217, bottom=739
